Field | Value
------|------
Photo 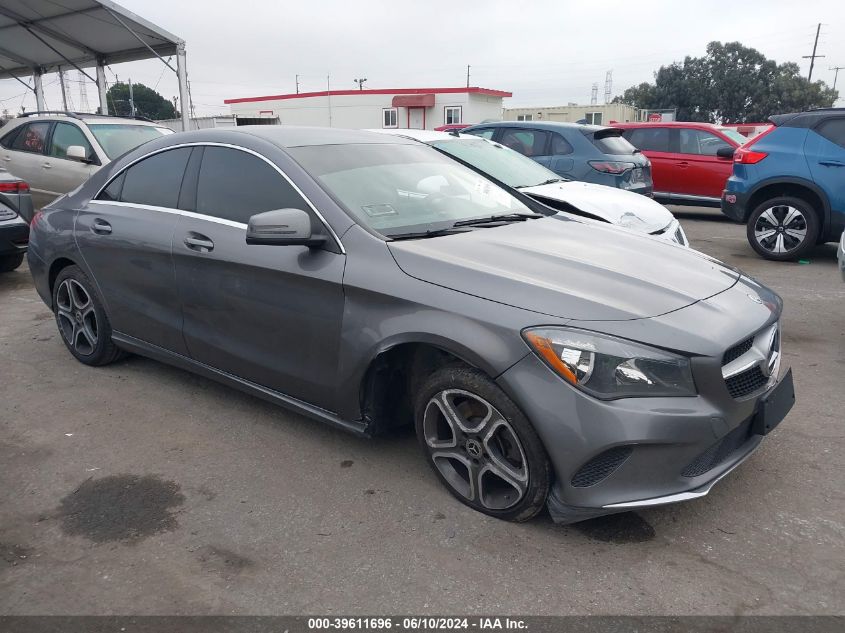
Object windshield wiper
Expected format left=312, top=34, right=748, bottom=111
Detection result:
left=387, top=226, right=473, bottom=241
left=452, top=212, right=544, bottom=227
left=515, top=178, right=567, bottom=189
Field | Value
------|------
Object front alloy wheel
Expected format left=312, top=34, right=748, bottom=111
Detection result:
left=747, top=196, right=818, bottom=261
left=415, top=366, right=550, bottom=522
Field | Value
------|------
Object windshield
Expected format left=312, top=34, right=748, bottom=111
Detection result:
left=88, top=124, right=171, bottom=159
left=288, top=143, right=536, bottom=238
left=717, top=128, right=750, bottom=146
left=430, top=137, right=564, bottom=189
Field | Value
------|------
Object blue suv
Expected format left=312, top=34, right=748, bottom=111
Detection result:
left=463, top=121, right=653, bottom=196
left=722, top=108, right=845, bottom=260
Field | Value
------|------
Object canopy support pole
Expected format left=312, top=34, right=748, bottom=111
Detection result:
left=96, top=60, right=108, bottom=115
left=176, top=42, right=189, bottom=131
left=33, top=68, right=45, bottom=111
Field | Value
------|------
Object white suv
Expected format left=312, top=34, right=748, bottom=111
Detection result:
left=0, top=112, right=172, bottom=209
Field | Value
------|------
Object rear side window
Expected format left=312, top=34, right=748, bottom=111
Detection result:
left=816, top=119, right=845, bottom=149
left=499, top=129, right=550, bottom=157
left=624, top=127, right=670, bottom=152
left=49, top=122, right=96, bottom=162
left=466, top=128, right=495, bottom=140
left=11, top=122, right=51, bottom=154
left=119, top=148, right=191, bottom=208
left=195, top=147, right=308, bottom=224
left=591, top=130, right=637, bottom=155
left=551, top=134, right=573, bottom=155
left=0, top=125, right=23, bottom=149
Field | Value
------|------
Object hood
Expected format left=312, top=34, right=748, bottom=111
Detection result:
left=388, top=217, right=739, bottom=321
left=523, top=180, right=673, bottom=234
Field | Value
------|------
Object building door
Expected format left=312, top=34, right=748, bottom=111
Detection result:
left=409, top=108, right=424, bottom=129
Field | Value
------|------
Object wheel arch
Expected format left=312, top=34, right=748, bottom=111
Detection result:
left=746, top=177, right=830, bottom=238
left=47, top=257, right=79, bottom=307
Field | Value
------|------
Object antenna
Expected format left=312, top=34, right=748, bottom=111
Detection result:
left=604, top=70, right=613, bottom=104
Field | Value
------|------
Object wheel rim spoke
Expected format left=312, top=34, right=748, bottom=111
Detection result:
left=760, top=208, right=779, bottom=227
left=781, top=207, right=801, bottom=228
left=55, top=278, right=97, bottom=356
left=425, top=389, right=528, bottom=510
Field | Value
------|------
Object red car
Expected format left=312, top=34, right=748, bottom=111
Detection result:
left=616, top=122, right=749, bottom=206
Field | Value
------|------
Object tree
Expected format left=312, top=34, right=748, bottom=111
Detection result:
left=105, top=82, right=177, bottom=120
left=613, top=41, right=838, bottom=122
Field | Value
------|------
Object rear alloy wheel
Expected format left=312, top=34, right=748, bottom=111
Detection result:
left=0, top=253, right=24, bottom=272
left=415, top=366, right=550, bottom=522
left=747, top=196, right=819, bottom=261
left=53, top=265, right=124, bottom=366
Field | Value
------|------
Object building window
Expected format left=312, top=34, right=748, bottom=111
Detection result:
left=383, top=108, right=398, bottom=128
left=516, top=114, right=533, bottom=122
left=585, top=112, right=603, bottom=125
left=444, top=106, right=462, bottom=125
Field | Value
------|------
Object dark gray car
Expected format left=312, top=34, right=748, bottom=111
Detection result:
left=27, top=127, right=794, bottom=523
left=463, top=121, right=653, bottom=196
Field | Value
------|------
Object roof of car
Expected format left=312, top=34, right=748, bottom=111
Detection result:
left=465, top=121, right=608, bottom=133
left=221, top=125, right=419, bottom=148
left=366, top=128, right=476, bottom=143
left=8, top=112, right=164, bottom=127
left=613, top=121, right=724, bottom=129
left=769, top=108, right=845, bottom=128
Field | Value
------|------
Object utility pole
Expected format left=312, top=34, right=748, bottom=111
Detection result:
left=295, top=74, right=300, bottom=94
left=830, top=66, right=844, bottom=91
left=803, top=23, right=825, bottom=82
left=466, top=64, right=470, bottom=88
left=128, top=78, right=136, bottom=116
left=58, top=67, right=68, bottom=110
left=353, top=77, right=367, bottom=90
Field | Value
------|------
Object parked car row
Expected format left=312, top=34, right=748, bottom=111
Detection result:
left=26, top=126, right=794, bottom=524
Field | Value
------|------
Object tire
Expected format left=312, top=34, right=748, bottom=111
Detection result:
left=746, top=196, right=819, bottom=261
left=0, top=253, right=24, bottom=272
left=414, top=365, right=551, bottom=522
left=52, top=265, right=125, bottom=366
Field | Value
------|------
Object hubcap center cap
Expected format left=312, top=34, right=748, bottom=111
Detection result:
left=74, top=310, right=83, bottom=323
left=465, top=438, right=482, bottom=458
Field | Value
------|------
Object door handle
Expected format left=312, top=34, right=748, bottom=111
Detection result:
left=676, top=161, right=689, bottom=167
left=42, top=162, right=51, bottom=169
left=91, top=219, right=112, bottom=235
left=819, top=160, right=845, bottom=167
left=184, top=234, right=214, bottom=252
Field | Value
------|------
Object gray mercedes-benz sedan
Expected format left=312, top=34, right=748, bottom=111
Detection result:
left=27, top=126, right=795, bottom=524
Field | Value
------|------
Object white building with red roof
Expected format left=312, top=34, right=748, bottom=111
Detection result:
left=224, top=86, right=511, bottom=130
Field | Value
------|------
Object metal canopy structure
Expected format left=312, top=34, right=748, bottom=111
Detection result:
left=0, top=0, right=189, bottom=130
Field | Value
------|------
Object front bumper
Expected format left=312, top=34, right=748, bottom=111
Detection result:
left=721, top=188, right=750, bottom=223
left=497, top=351, right=790, bottom=524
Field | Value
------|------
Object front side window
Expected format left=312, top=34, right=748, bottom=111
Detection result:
left=431, top=138, right=563, bottom=189
left=49, top=122, right=96, bottom=162
left=679, top=129, right=732, bottom=156
left=118, top=147, right=192, bottom=208
left=383, top=108, right=398, bottom=129
left=196, top=147, right=308, bottom=224
left=87, top=124, right=170, bottom=159
left=444, top=106, right=462, bottom=125
left=11, top=122, right=51, bottom=154
left=288, top=143, right=535, bottom=238
left=499, top=129, right=550, bottom=157
left=625, top=127, right=670, bottom=152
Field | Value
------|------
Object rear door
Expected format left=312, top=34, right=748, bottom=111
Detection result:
left=172, top=145, right=346, bottom=409
left=45, top=122, right=100, bottom=195
left=79, top=147, right=192, bottom=354
left=806, top=117, right=845, bottom=218
left=676, top=128, right=735, bottom=199
left=623, top=127, right=672, bottom=194
left=1, top=121, right=55, bottom=208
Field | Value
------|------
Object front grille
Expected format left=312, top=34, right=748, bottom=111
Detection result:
left=725, top=365, right=768, bottom=399
left=571, top=446, right=633, bottom=488
left=682, top=419, right=753, bottom=477
left=723, top=337, right=753, bottom=365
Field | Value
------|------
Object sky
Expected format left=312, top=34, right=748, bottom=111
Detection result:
left=1, top=0, right=843, bottom=118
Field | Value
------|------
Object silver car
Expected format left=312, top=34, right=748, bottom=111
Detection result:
left=27, top=126, right=795, bottom=524
left=0, top=112, right=172, bottom=209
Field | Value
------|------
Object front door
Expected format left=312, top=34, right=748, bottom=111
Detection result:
left=806, top=117, right=845, bottom=221
left=172, top=146, right=346, bottom=410
left=409, top=108, right=424, bottom=129
left=77, top=146, right=192, bottom=354
left=45, top=122, right=100, bottom=196
left=675, top=128, right=735, bottom=199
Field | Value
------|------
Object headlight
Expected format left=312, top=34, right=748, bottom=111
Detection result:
left=523, top=327, right=696, bottom=399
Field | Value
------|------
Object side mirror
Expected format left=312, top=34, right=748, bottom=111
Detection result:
left=716, top=146, right=736, bottom=159
left=246, top=208, right=327, bottom=247
left=66, top=145, right=89, bottom=162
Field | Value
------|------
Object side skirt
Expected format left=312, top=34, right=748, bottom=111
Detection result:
left=111, top=332, right=371, bottom=437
